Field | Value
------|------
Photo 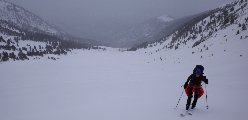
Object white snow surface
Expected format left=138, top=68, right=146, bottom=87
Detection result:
left=0, top=33, right=248, bottom=120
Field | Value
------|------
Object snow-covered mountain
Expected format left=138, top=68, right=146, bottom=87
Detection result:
left=0, top=0, right=99, bottom=62
left=131, top=0, right=248, bottom=52
left=0, top=0, right=59, bottom=34
left=107, top=15, right=175, bottom=48
left=136, top=0, right=248, bottom=64
left=108, top=13, right=213, bottom=48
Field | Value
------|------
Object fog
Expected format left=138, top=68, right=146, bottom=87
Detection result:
left=9, top=0, right=235, bottom=42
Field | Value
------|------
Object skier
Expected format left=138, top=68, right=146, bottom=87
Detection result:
left=184, top=65, right=208, bottom=110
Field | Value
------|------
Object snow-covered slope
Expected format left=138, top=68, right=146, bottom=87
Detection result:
left=137, top=0, right=248, bottom=63
left=0, top=33, right=247, bottom=120
left=0, top=17, right=96, bottom=62
left=130, top=0, right=248, bottom=51
left=157, top=15, right=174, bottom=23
left=0, top=0, right=59, bottom=34
left=0, top=0, right=98, bottom=62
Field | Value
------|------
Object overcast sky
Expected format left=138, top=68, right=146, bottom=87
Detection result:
left=9, top=0, right=235, bottom=41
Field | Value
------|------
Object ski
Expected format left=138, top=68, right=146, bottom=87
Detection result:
left=188, top=110, right=193, bottom=115
left=180, top=109, right=193, bottom=117
left=180, top=110, right=189, bottom=117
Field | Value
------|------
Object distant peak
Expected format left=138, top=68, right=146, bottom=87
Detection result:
left=157, top=15, right=174, bottom=22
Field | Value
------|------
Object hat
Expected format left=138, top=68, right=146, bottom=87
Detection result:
left=195, top=68, right=204, bottom=75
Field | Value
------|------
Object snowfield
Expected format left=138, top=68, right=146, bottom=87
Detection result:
left=0, top=39, right=248, bottom=120
left=1, top=0, right=248, bottom=119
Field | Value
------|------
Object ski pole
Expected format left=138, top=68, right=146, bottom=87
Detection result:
left=204, top=84, right=209, bottom=109
left=174, top=86, right=184, bottom=109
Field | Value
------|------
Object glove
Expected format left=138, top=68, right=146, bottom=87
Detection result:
left=205, top=79, right=208, bottom=84
left=184, top=83, right=188, bottom=89
left=203, top=76, right=208, bottom=84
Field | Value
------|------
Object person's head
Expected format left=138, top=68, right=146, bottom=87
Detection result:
left=193, top=65, right=204, bottom=73
left=195, top=68, right=204, bottom=77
